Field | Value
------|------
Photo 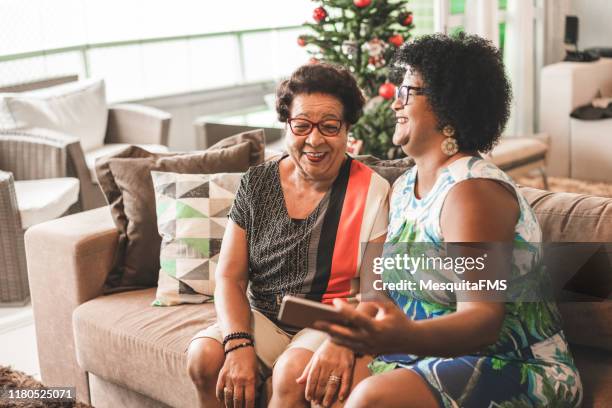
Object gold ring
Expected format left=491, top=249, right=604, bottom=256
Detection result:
left=224, top=387, right=232, bottom=394
left=328, top=375, right=342, bottom=384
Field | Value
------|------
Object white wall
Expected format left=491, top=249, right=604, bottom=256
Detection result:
left=570, top=0, right=612, bottom=49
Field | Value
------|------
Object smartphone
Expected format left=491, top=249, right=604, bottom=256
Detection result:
left=277, top=295, right=351, bottom=329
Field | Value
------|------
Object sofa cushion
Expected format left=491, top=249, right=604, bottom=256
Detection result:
left=0, top=79, right=108, bottom=152
left=520, top=187, right=612, bottom=355
left=151, top=171, right=243, bottom=306
left=558, top=301, right=612, bottom=352
left=204, top=128, right=266, bottom=166
left=73, top=288, right=211, bottom=408
left=520, top=187, right=612, bottom=242
left=89, top=374, right=175, bottom=408
left=86, top=143, right=169, bottom=183
left=571, top=344, right=612, bottom=408
left=14, top=177, right=80, bottom=228
left=95, top=130, right=265, bottom=291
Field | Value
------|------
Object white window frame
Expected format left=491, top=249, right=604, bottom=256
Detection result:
left=434, top=0, right=507, bottom=45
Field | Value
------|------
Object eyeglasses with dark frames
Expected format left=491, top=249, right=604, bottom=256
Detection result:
left=287, top=117, right=344, bottom=137
left=395, top=85, right=427, bottom=106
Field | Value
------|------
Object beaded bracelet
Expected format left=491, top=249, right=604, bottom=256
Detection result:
left=224, top=341, right=254, bottom=355
left=223, top=331, right=253, bottom=346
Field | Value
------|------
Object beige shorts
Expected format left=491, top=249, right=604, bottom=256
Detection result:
left=186, top=309, right=328, bottom=375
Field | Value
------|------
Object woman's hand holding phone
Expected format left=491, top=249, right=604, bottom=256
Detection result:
left=313, top=299, right=416, bottom=356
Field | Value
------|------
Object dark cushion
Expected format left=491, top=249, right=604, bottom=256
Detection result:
left=95, top=130, right=265, bottom=291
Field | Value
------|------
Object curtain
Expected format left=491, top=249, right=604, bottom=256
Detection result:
left=503, top=0, right=535, bottom=136
left=543, top=0, right=571, bottom=66
left=465, top=0, right=499, bottom=47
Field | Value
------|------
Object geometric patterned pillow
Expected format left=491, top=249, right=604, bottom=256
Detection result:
left=150, top=171, right=243, bottom=306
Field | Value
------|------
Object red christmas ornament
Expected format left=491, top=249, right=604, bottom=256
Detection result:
left=399, top=12, right=413, bottom=26
left=313, top=7, right=328, bottom=23
left=297, top=36, right=306, bottom=47
left=353, top=0, right=372, bottom=8
left=379, top=82, right=396, bottom=100
left=388, top=34, right=404, bottom=47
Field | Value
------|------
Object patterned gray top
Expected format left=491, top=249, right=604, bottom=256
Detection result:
left=230, top=156, right=389, bottom=331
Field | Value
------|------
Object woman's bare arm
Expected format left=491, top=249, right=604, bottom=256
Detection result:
left=414, top=178, right=519, bottom=355
left=214, top=219, right=252, bottom=336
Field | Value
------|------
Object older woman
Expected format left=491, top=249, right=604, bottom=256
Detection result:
left=315, top=34, right=583, bottom=407
left=186, top=63, right=389, bottom=408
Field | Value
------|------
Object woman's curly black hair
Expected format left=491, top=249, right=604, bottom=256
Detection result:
left=276, top=63, right=365, bottom=125
left=390, top=32, right=512, bottom=153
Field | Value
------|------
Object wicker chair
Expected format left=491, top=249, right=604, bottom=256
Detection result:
left=0, top=171, right=27, bottom=304
left=0, top=76, right=172, bottom=210
left=0, top=128, right=81, bottom=304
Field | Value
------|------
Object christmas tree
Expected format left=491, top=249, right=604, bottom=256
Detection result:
left=298, top=0, right=415, bottom=159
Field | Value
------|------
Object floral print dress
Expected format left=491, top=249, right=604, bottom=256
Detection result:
left=370, top=156, right=582, bottom=408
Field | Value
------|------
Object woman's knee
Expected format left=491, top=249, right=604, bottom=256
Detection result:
left=344, top=371, right=439, bottom=408
left=186, top=338, right=225, bottom=389
left=272, top=348, right=312, bottom=394
left=343, top=377, right=383, bottom=408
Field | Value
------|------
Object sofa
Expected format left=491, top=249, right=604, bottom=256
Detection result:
left=25, top=179, right=612, bottom=407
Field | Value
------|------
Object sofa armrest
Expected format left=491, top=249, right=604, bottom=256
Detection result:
left=106, top=104, right=171, bottom=146
left=24, top=206, right=119, bottom=404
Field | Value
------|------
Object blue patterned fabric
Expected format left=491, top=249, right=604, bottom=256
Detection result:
left=371, top=156, right=583, bottom=408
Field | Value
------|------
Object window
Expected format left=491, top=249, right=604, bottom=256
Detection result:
left=434, top=0, right=508, bottom=52
left=0, top=0, right=312, bottom=101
